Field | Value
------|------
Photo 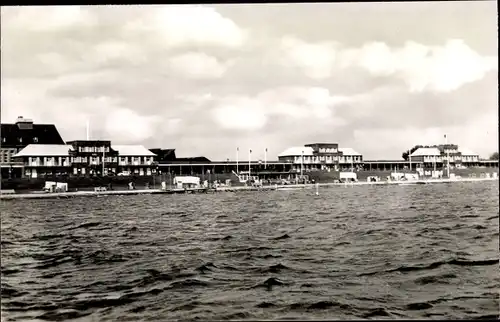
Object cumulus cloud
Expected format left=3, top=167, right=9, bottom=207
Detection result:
left=1, top=4, right=497, bottom=160
left=280, top=36, right=337, bottom=79
left=211, top=87, right=350, bottom=131
left=281, top=36, right=497, bottom=93
left=340, top=39, right=498, bottom=92
left=3, top=6, right=97, bottom=31
left=169, top=52, right=230, bottom=79
left=104, top=108, right=159, bottom=143
left=212, top=97, right=268, bottom=131
left=124, top=5, right=247, bottom=48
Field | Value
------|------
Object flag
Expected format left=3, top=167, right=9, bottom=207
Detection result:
left=237, top=147, right=239, bottom=151
left=249, top=149, right=252, bottom=153
left=265, top=148, right=268, bottom=152
left=444, top=134, right=447, bottom=139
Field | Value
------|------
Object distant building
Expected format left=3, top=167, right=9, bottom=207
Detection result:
left=13, top=140, right=156, bottom=178
left=149, top=148, right=177, bottom=163
left=410, top=144, right=480, bottom=168
left=149, top=148, right=212, bottom=165
left=1, top=116, right=65, bottom=178
left=277, top=142, right=363, bottom=171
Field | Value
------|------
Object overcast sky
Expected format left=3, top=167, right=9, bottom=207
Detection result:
left=1, top=3, right=498, bottom=161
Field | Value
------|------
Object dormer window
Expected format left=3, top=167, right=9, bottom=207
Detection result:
left=33, top=137, right=38, bottom=143
left=18, top=137, right=23, bottom=143
left=2, top=137, right=5, bottom=143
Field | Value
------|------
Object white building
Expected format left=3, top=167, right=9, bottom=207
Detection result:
left=13, top=143, right=157, bottom=178
left=410, top=146, right=480, bottom=167
left=277, top=143, right=363, bottom=171
left=113, top=145, right=156, bottom=176
left=410, top=147, right=442, bottom=164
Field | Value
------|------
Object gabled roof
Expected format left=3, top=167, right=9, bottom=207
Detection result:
left=149, top=148, right=176, bottom=161
left=1, top=123, right=65, bottom=148
left=278, top=146, right=314, bottom=157
left=175, top=157, right=212, bottom=164
left=339, top=147, right=362, bottom=156
left=410, top=147, right=441, bottom=156
left=459, top=148, right=478, bottom=156
left=13, top=144, right=73, bottom=157
left=112, top=145, right=156, bottom=156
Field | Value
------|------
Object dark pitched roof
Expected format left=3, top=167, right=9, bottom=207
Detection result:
left=175, top=157, right=212, bottom=164
left=1, top=123, right=65, bottom=149
left=149, top=148, right=177, bottom=162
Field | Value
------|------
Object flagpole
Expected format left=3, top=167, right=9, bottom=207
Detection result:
left=249, top=149, right=252, bottom=177
left=409, top=150, right=412, bottom=172
left=236, top=147, right=239, bottom=174
left=445, top=134, right=450, bottom=178
left=102, top=147, right=105, bottom=176
left=301, top=150, right=304, bottom=178
left=264, top=148, right=267, bottom=169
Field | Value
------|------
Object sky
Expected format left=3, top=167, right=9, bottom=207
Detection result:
left=1, top=3, right=498, bottom=161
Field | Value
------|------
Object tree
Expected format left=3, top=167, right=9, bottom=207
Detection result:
left=402, top=145, right=423, bottom=161
left=490, top=152, right=499, bottom=160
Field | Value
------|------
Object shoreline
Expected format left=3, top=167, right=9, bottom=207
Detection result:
left=0, top=177, right=497, bottom=200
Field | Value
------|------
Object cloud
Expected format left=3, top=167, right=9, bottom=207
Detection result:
left=3, top=6, right=97, bottom=31
left=104, top=108, right=159, bottom=143
left=340, top=39, right=498, bottom=92
left=281, top=36, right=497, bottom=93
left=353, top=110, right=499, bottom=159
left=211, top=86, right=350, bottom=131
left=212, top=97, right=268, bottom=131
left=280, top=36, right=337, bottom=79
left=124, top=5, right=247, bottom=48
left=168, top=52, right=230, bottom=79
left=1, top=4, right=497, bottom=161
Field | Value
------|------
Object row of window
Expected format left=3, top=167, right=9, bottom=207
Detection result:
left=318, top=148, right=338, bottom=153
left=293, top=156, right=362, bottom=162
left=29, top=156, right=154, bottom=163
left=419, top=156, right=479, bottom=162
left=1, top=137, right=38, bottom=143
left=77, top=146, right=110, bottom=153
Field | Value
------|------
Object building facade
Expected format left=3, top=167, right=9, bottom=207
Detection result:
left=13, top=141, right=157, bottom=178
left=1, top=116, right=65, bottom=178
left=410, top=145, right=480, bottom=168
left=278, top=143, right=363, bottom=172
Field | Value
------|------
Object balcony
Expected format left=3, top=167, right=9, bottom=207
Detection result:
left=118, top=161, right=156, bottom=166
left=27, top=162, right=71, bottom=167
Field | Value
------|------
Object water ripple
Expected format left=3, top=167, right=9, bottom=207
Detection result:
left=1, top=181, right=498, bottom=320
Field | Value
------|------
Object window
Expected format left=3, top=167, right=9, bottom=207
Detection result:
left=18, top=137, right=23, bottom=143
left=33, top=137, right=38, bottom=143
left=2, top=137, right=5, bottom=143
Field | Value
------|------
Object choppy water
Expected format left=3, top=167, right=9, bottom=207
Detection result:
left=1, top=182, right=499, bottom=321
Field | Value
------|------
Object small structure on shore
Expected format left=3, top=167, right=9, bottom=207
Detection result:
left=339, top=172, right=357, bottom=182
left=43, top=181, right=68, bottom=193
left=174, top=176, right=200, bottom=189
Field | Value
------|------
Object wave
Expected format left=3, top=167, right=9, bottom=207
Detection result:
left=252, top=277, right=286, bottom=291
left=271, top=234, right=291, bottom=240
left=359, top=258, right=499, bottom=276
left=64, top=221, right=102, bottom=230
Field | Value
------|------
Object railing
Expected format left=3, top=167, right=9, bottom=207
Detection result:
left=27, top=163, right=72, bottom=167
left=118, top=162, right=155, bottom=166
